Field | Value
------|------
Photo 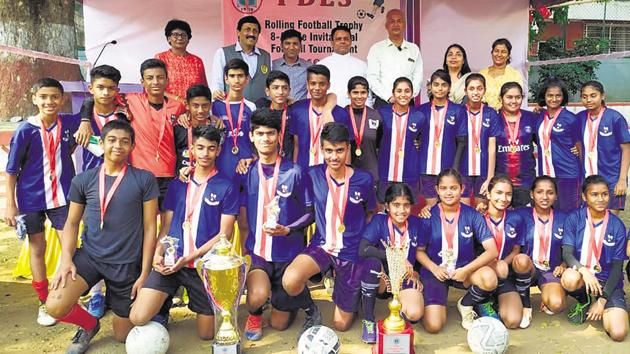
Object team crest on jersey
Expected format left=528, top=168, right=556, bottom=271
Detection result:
left=277, top=184, right=291, bottom=198
left=408, top=122, right=418, bottom=132
left=554, top=227, right=563, bottom=239
left=349, top=191, right=363, bottom=204
left=603, top=233, right=615, bottom=247
left=447, top=115, right=456, bottom=125
left=369, top=119, right=379, bottom=129
left=231, top=0, right=262, bottom=14
left=552, top=123, right=564, bottom=133
left=204, top=193, right=220, bottom=206
left=524, top=125, right=532, bottom=133
left=506, top=226, right=517, bottom=238
left=461, top=225, right=473, bottom=238
left=227, top=128, right=244, bottom=138
left=62, top=129, right=71, bottom=142
left=483, top=117, right=490, bottom=127
left=600, top=126, right=613, bottom=137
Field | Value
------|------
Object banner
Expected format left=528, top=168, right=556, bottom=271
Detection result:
left=223, top=0, right=399, bottom=62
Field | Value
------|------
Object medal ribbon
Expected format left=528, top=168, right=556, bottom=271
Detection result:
left=257, top=156, right=282, bottom=258
left=308, top=102, right=325, bottom=161
left=184, top=168, right=218, bottom=266
left=92, top=108, right=117, bottom=132
left=485, top=211, right=506, bottom=259
left=585, top=208, right=609, bottom=270
left=502, top=111, right=521, bottom=150
left=430, top=101, right=448, bottom=174
left=586, top=108, right=605, bottom=176
left=98, top=164, right=128, bottom=229
left=541, top=108, right=561, bottom=175
left=349, top=107, right=367, bottom=152
left=224, top=99, right=245, bottom=154
left=467, top=105, right=483, bottom=175
left=533, top=208, right=554, bottom=266
left=387, top=217, right=408, bottom=248
left=393, top=108, right=409, bottom=181
left=187, top=125, right=195, bottom=167
left=325, top=167, right=351, bottom=251
left=439, top=204, right=460, bottom=253
left=39, top=116, right=62, bottom=207
left=279, top=106, right=288, bottom=154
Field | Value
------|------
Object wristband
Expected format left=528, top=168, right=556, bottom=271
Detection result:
left=80, top=118, right=91, bottom=122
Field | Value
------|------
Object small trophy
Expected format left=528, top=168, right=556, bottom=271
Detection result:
left=374, top=239, right=415, bottom=354
left=264, top=196, right=281, bottom=229
left=442, top=249, right=457, bottom=277
left=196, top=234, right=247, bottom=354
left=161, top=236, right=179, bottom=267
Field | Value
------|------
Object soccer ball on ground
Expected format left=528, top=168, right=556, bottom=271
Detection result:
left=298, top=325, right=340, bottom=354
left=125, top=321, right=170, bottom=354
left=467, top=317, right=509, bottom=354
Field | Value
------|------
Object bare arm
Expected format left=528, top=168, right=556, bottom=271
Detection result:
left=4, top=174, right=17, bottom=227
left=293, top=135, right=299, bottom=164
left=503, top=245, right=520, bottom=265
left=51, top=201, right=85, bottom=289
left=131, top=198, right=158, bottom=299
left=614, top=143, right=630, bottom=196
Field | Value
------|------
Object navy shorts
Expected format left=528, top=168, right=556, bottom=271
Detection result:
left=73, top=249, right=140, bottom=318
left=302, top=244, right=362, bottom=313
left=420, top=175, right=439, bottom=199
left=603, top=286, right=626, bottom=310
left=156, top=177, right=173, bottom=212
left=420, top=268, right=467, bottom=306
left=531, top=266, right=560, bottom=287
left=377, top=180, right=420, bottom=204
left=23, top=206, right=68, bottom=235
left=143, top=267, right=213, bottom=316
left=462, top=175, right=486, bottom=200
left=554, top=177, right=581, bottom=212
left=607, top=183, right=626, bottom=211
left=250, top=253, right=307, bottom=312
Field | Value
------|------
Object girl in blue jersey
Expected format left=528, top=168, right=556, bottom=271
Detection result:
left=495, top=82, right=537, bottom=207
left=578, top=81, right=630, bottom=215
left=535, top=78, right=582, bottom=211
left=358, top=183, right=427, bottom=343
left=417, top=169, right=498, bottom=333
left=560, top=175, right=628, bottom=341
left=418, top=70, right=465, bottom=207
left=457, top=73, right=500, bottom=206
left=515, top=176, right=569, bottom=328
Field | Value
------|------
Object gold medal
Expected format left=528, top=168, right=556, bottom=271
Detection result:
left=398, top=150, right=404, bottom=159
left=594, top=263, right=602, bottom=273
left=182, top=221, right=191, bottom=230
left=588, top=151, right=595, bottom=158
left=542, top=260, right=549, bottom=268
left=544, top=149, right=551, bottom=157
left=475, top=146, right=481, bottom=153
left=435, top=142, right=441, bottom=148
left=355, top=148, right=362, bottom=157
left=231, top=146, right=239, bottom=155
left=310, top=147, right=316, bottom=155
left=338, top=224, right=345, bottom=233
left=279, top=150, right=285, bottom=157
left=49, top=173, right=54, bottom=181
left=445, top=249, right=454, bottom=258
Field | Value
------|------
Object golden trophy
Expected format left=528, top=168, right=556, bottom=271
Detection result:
left=374, top=239, right=415, bottom=354
left=196, top=234, right=247, bottom=354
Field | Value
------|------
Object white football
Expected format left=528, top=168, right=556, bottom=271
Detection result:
left=467, top=317, right=509, bottom=354
left=125, top=321, right=170, bottom=354
left=297, top=325, right=340, bottom=354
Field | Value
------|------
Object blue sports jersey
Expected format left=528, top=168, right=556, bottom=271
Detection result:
left=377, top=105, right=425, bottom=183
left=81, top=112, right=126, bottom=172
left=485, top=210, right=525, bottom=260
left=363, top=214, right=429, bottom=264
left=495, top=109, right=537, bottom=189
left=457, top=105, right=501, bottom=177
left=211, top=99, right=256, bottom=180
left=163, top=173, right=240, bottom=265
left=562, top=207, right=628, bottom=288
left=535, top=108, right=581, bottom=178
left=517, top=207, right=567, bottom=270
left=306, top=164, right=376, bottom=262
left=417, top=100, right=464, bottom=175
left=419, top=203, right=493, bottom=268
left=241, top=159, right=309, bottom=262
left=578, top=108, right=630, bottom=186
left=6, top=114, right=80, bottom=213
left=288, top=99, right=353, bottom=170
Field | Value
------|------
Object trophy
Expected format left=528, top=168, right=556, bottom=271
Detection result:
left=264, top=196, right=281, bottom=229
left=196, top=234, right=247, bottom=354
left=374, top=239, right=415, bottom=354
left=161, top=236, right=179, bottom=267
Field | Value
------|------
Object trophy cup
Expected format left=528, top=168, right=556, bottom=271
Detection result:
left=161, top=236, right=179, bottom=267
left=264, top=196, right=281, bottom=229
left=374, top=239, right=415, bottom=354
left=196, top=234, right=247, bottom=354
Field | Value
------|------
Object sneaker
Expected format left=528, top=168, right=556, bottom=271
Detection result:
left=567, top=296, right=591, bottom=325
left=37, top=303, right=57, bottom=327
left=66, top=321, right=100, bottom=354
left=244, top=315, right=263, bottom=341
left=476, top=301, right=500, bottom=321
left=519, top=307, right=532, bottom=329
left=540, top=303, right=554, bottom=315
left=361, top=320, right=377, bottom=344
left=298, top=305, right=322, bottom=341
left=457, top=297, right=477, bottom=330
left=86, top=293, right=105, bottom=318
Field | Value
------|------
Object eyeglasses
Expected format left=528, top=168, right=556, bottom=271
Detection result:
left=170, top=32, right=189, bottom=39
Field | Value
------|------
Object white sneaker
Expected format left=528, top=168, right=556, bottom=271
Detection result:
left=457, top=297, right=477, bottom=330
left=37, top=304, right=57, bottom=326
left=519, top=307, right=532, bottom=329
left=541, top=303, right=554, bottom=315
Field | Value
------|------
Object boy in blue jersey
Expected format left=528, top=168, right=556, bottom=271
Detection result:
left=46, top=120, right=159, bottom=354
left=5, top=78, right=80, bottom=326
left=282, top=122, right=376, bottom=332
left=240, top=108, right=318, bottom=341
left=173, top=84, right=213, bottom=173
left=129, top=125, right=239, bottom=340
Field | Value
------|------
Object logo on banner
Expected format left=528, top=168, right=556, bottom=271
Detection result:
left=231, top=0, right=262, bottom=14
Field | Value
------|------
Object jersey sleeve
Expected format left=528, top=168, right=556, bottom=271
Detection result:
left=567, top=112, right=582, bottom=145
left=561, top=211, right=579, bottom=247
left=142, top=171, right=160, bottom=202
left=5, top=124, right=29, bottom=176
left=362, top=216, right=382, bottom=245
left=612, top=111, right=630, bottom=145
left=364, top=174, right=377, bottom=212
left=489, top=110, right=502, bottom=137
left=222, top=181, right=241, bottom=216
left=288, top=105, right=299, bottom=136
left=472, top=210, right=493, bottom=243
left=612, top=219, right=628, bottom=261
left=162, top=180, right=179, bottom=212
left=456, top=109, right=467, bottom=137
left=67, top=173, right=88, bottom=205
left=516, top=214, right=527, bottom=246
left=294, top=167, right=311, bottom=209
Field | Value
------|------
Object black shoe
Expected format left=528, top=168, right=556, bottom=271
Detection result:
left=66, top=321, right=101, bottom=354
left=298, top=305, right=322, bottom=341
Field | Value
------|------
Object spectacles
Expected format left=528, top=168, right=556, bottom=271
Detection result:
left=170, top=32, right=189, bottom=39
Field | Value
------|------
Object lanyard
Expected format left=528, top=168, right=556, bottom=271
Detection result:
left=308, top=102, right=325, bottom=158
left=439, top=204, right=460, bottom=251
left=39, top=116, right=62, bottom=206
left=485, top=212, right=506, bottom=259
left=92, top=109, right=117, bottom=132
left=467, top=105, right=483, bottom=174
left=586, top=107, right=605, bottom=175
left=387, top=217, right=408, bottom=247
left=541, top=108, right=561, bottom=174
left=349, top=107, right=367, bottom=155
left=393, top=108, right=409, bottom=180
left=325, top=166, right=352, bottom=239
left=224, top=99, right=245, bottom=154
left=585, top=208, right=609, bottom=270
left=279, top=106, right=288, bottom=154
left=533, top=208, right=554, bottom=266
left=98, top=164, right=128, bottom=229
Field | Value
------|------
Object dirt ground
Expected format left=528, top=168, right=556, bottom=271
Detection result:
left=1, top=207, right=630, bottom=354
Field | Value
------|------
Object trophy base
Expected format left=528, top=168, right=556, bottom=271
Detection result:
left=373, top=321, right=415, bottom=354
left=212, top=342, right=240, bottom=354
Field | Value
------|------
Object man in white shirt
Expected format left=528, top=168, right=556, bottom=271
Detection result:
left=367, top=9, right=423, bottom=108
left=318, top=25, right=370, bottom=108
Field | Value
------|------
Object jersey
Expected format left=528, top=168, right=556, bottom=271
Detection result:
left=417, top=100, right=464, bottom=175
left=363, top=214, right=429, bottom=264
left=484, top=210, right=525, bottom=260
left=534, top=108, right=581, bottom=178
left=495, top=109, right=537, bottom=189
left=457, top=105, right=501, bottom=177
left=517, top=207, right=567, bottom=270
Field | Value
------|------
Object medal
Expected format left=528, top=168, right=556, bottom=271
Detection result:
left=510, top=145, right=517, bottom=153
left=224, top=98, right=245, bottom=159
left=588, top=151, right=595, bottom=158
left=467, top=105, right=483, bottom=176
left=392, top=107, right=409, bottom=181
left=310, top=147, right=316, bottom=155
left=434, top=142, right=441, bottom=148
left=585, top=208, right=609, bottom=275
left=398, top=150, right=404, bottom=159
left=348, top=107, right=367, bottom=159
left=279, top=150, right=285, bottom=157
left=325, top=166, right=352, bottom=250
left=355, top=148, right=362, bottom=157
left=308, top=102, right=325, bottom=162
left=338, top=224, right=345, bottom=233
left=231, top=146, right=239, bottom=155
left=594, top=263, right=602, bottom=273
left=542, top=260, right=549, bottom=268
left=475, top=146, right=481, bottom=154
left=182, top=221, right=191, bottom=230
left=534, top=208, right=553, bottom=271
left=439, top=204, right=461, bottom=267
left=544, top=149, right=550, bottom=157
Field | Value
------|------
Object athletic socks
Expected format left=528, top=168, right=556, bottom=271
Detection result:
left=31, top=279, right=49, bottom=303
left=568, top=286, right=589, bottom=304
left=461, top=285, right=494, bottom=306
left=249, top=307, right=264, bottom=316
left=361, top=281, right=379, bottom=322
left=514, top=271, right=532, bottom=308
left=59, top=304, right=98, bottom=331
